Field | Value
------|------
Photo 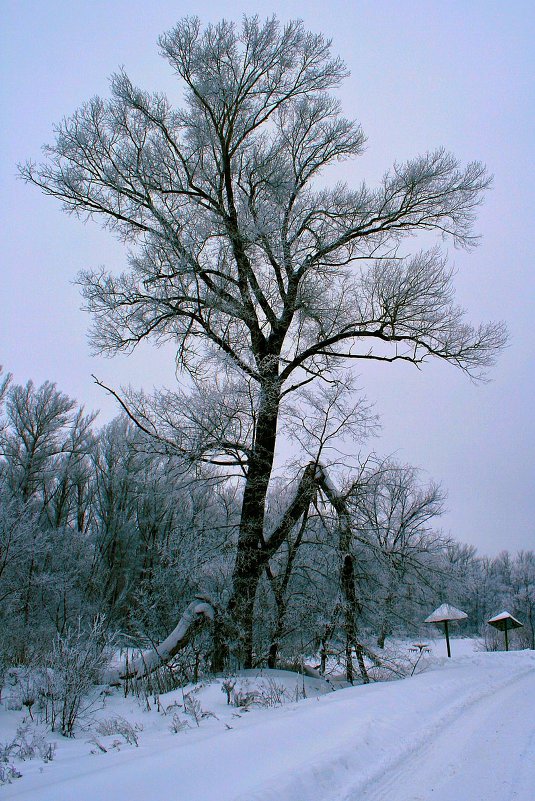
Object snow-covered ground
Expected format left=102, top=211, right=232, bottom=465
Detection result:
left=1, top=640, right=534, bottom=801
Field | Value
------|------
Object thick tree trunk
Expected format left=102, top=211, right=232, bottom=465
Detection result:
left=267, top=640, right=279, bottom=669
left=225, top=373, right=326, bottom=668
left=226, top=557, right=266, bottom=668
left=226, top=373, right=281, bottom=667
left=377, top=595, right=394, bottom=648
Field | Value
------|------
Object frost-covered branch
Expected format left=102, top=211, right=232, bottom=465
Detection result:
left=108, top=597, right=215, bottom=683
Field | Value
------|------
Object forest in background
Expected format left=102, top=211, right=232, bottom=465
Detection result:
left=1, top=370, right=533, bottom=685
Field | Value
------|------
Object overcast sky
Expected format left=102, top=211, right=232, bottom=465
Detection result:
left=1, top=1, right=534, bottom=556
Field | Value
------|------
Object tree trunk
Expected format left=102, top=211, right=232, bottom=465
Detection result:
left=320, top=474, right=369, bottom=685
left=355, top=642, right=370, bottom=684
left=267, top=640, right=279, bottom=669
left=342, top=554, right=358, bottom=683
left=226, top=373, right=281, bottom=666
left=320, top=640, right=328, bottom=675
left=345, top=637, right=354, bottom=684
left=377, top=595, right=394, bottom=648
left=377, top=627, right=387, bottom=649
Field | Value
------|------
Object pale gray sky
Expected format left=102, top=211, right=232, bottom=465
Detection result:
left=1, top=1, right=534, bottom=555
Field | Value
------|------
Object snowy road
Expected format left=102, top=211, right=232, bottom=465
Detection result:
left=3, top=650, right=534, bottom=801
left=354, top=668, right=535, bottom=801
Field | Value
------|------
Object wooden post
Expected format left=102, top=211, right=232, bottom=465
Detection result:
left=444, top=620, right=451, bottom=658
left=504, top=619, right=509, bottom=652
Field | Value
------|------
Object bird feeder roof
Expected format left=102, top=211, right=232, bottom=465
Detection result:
left=487, top=611, right=523, bottom=631
left=424, top=603, right=468, bottom=623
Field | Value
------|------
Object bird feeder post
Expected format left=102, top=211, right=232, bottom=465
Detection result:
left=487, top=611, right=523, bottom=651
left=424, top=604, right=468, bottom=658
left=444, top=620, right=451, bottom=658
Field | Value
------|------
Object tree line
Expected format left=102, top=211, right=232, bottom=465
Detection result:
left=1, top=371, right=532, bottom=680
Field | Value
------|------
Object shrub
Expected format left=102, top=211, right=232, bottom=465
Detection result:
left=42, top=617, right=113, bottom=736
left=169, top=713, right=190, bottom=734
left=223, top=677, right=296, bottom=708
left=227, top=679, right=260, bottom=709
left=95, top=716, right=140, bottom=746
left=182, top=690, right=217, bottom=726
left=0, top=723, right=55, bottom=784
left=0, top=763, right=22, bottom=785
left=5, top=723, right=56, bottom=762
left=256, top=678, right=292, bottom=707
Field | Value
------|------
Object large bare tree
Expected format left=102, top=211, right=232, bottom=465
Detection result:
left=22, top=16, right=505, bottom=668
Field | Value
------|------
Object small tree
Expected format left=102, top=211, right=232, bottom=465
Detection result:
left=43, top=618, right=112, bottom=737
left=22, top=16, right=505, bottom=668
left=347, top=460, right=447, bottom=648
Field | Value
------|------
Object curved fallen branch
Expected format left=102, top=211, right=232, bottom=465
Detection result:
left=106, top=595, right=215, bottom=684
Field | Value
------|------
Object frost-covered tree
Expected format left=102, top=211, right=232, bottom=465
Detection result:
left=0, top=379, right=96, bottom=658
left=346, top=461, right=447, bottom=647
left=511, top=551, right=535, bottom=649
left=89, top=416, right=238, bottom=634
left=22, top=16, right=505, bottom=668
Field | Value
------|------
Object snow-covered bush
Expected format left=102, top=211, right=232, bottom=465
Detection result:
left=228, top=680, right=260, bottom=709
left=95, top=716, right=140, bottom=746
left=0, top=722, right=55, bottom=785
left=2, top=667, right=49, bottom=714
left=221, top=677, right=237, bottom=704
left=0, top=763, right=21, bottom=785
left=364, top=643, right=431, bottom=682
left=2, top=722, right=56, bottom=762
left=183, top=690, right=217, bottom=726
left=42, top=618, right=112, bottom=736
left=223, top=677, right=293, bottom=709
left=256, top=678, right=293, bottom=707
left=169, top=713, right=190, bottom=733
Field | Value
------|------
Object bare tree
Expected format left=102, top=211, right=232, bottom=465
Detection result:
left=511, top=551, right=535, bottom=650
left=0, top=379, right=97, bottom=657
left=345, top=461, right=447, bottom=648
left=22, top=16, right=506, bottom=668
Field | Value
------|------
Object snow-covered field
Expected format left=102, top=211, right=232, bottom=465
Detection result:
left=1, top=640, right=534, bottom=801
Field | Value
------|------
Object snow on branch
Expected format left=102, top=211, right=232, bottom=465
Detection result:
left=107, top=596, right=214, bottom=683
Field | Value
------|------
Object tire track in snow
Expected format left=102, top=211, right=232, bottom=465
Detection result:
left=509, top=710, right=535, bottom=801
left=344, top=665, right=535, bottom=801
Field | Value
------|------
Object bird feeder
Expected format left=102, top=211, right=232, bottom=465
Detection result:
left=487, top=611, right=523, bottom=651
left=424, top=603, right=468, bottom=657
